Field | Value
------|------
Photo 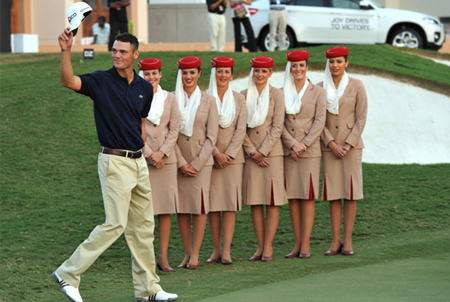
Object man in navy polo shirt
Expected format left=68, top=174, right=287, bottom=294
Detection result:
left=53, top=28, right=178, bottom=302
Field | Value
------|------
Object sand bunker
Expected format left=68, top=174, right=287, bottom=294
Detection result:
left=230, top=71, right=450, bottom=164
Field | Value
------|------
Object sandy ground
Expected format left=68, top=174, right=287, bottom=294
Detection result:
left=230, top=70, right=450, bottom=164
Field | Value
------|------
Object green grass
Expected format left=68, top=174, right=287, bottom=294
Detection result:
left=1, top=45, right=450, bottom=301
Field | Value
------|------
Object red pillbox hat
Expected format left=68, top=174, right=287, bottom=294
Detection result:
left=286, top=50, right=309, bottom=62
left=325, top=47, right=349, bottom=58
left=211, top=56, right=235, bottom=68
left=138, top=58, right=162, bottom=70
left=177, top=56, right=202, bottom=69
left=250, top=56, right=274, bottom=68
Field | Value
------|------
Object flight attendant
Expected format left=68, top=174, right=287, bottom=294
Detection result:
left=241, top=56, right=286, bottom=262
left=206, top=57, right=247, bottom=265
left=139, top=58, right=180, bottom=273
left=281, top=50, right=327, bottom=259
left=318, top=47, right=368, bottom=256
left=174, top=56, right=219, bottom=269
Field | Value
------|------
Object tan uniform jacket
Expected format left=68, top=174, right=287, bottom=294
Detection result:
left=318, top=77, right=368, bottom=151
left=144, top=93, right=180, bottom=164
left=281, top=81, right=327, bottom=158
left=241, top=85, right=285, bottom=157
left=175, top=92, right=219, bottom=171
left=213, top=91, right=247, bottom=165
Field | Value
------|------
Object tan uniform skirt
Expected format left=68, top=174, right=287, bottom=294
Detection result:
left=284, top=157, right=321, bottom=200
left=177, top=165, right=213, bottom=214
left=321, top=149, right=363, bottom=201
left=210, top=164, right=244, bottom=212
left=243, top=156, right=287, bottom=206
left=148, top=162, right=178, bottom=215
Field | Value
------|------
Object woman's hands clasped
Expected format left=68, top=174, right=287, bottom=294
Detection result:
left=180, top=164, right=198, bottom=177
left=250, top=151, right=270, bottom=167
left=290, top=142, right=307, bottom=161
left=214, top=153, right=232, bottom=169
left=146, top=151, right=166, bottom=169
left=329, top=141, right=351, bottom=159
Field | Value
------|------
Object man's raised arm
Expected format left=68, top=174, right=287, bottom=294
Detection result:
left=58, top=27, right=82, bottom=91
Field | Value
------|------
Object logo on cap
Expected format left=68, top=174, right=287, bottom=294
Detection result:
left=68, top=12, right=77, bottom=23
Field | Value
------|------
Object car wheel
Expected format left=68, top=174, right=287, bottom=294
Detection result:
left=258, top=27, right=293, bottom=52
left=390, top=28, right=423, bottom=49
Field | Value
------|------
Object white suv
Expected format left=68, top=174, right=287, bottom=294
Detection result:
left=244, top=0, right=445, bottom=51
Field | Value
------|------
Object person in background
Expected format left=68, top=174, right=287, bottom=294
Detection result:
left=241, top=56, right=286, bottom=262
left=281, top=50, right=326, bottom=259
left=92, top=16, right=110, bottom=45
left=229, top=0, right=257, bottom=52
left=269, top=0, right=290, bottom=51
left=206, top=0, right=228, bottom=52
left=108, top=0, right=130, bottom=51
left=139, top=58, right=180, bottom=273
left=206, top=57, right=247, bottom=265
left=174, top=56, right=219, bottom=270
left=318, top=47, right=368, bottom=257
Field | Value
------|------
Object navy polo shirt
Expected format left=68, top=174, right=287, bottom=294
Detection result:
left=206, top=0, right=226, bottom=14
left=76, top=67, right=153, bottom=151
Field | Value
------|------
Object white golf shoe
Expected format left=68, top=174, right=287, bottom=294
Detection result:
left=135, top=289, right=178, bottom=301
left=52, top=272, right=83, bottom=302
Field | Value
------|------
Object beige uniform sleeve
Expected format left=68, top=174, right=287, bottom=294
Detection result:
left=345, top=81, right=368, bottom=147
left=175, top=144, right=187, bottom=168
left=281, top=124, right=298, bottom=150
left=190, top=97, right=219, bottom=171
left=159, top=95, right=180, bottom=157
left=224, top=95, right=247, bottom=159
left=302, top=88, right=327, bottom=147
left=258, top=89, right=285, bottom=157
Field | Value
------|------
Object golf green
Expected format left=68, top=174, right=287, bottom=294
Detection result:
left=199, top=253, right=450, bottom=302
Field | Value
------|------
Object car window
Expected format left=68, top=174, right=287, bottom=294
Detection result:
left=330, top=0, right=360, bottom=9
left=290, top=0, right=326, bottom=7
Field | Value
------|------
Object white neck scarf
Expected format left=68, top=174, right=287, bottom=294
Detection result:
left=246, top=68, right=270, bottom=128
left=283, top=61, right=309, bottom=115
left=139, top=71, right=167, bottom=125
left=323, top=59, right=349, bottom=115
left=175, top=70, right=201, bottom=137
left=207, top=67, right=235, bottom=129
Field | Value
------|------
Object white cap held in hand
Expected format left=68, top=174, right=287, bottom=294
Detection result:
left=66, top=2, right=92, bottom=37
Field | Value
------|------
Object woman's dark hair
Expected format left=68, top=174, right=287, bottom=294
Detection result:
left=344, top=56, right=348, bottom=62
left=115, top=33, right=139, bottom=51
left=197, top=67, right=202, bottom=73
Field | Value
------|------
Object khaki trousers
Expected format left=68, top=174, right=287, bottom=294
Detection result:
left=269, top=9, right=287, bottom=51
left=207, top=12, right=226, bottom=52
left=56, top=153, right=162, bottom=298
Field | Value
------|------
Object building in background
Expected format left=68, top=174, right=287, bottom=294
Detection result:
left=10, top=0, right=148, bottom=51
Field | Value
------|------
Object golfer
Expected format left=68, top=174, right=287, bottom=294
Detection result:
left=318, top=47, right=368, bottom=256
left=53, top=28, right=178, bottom=302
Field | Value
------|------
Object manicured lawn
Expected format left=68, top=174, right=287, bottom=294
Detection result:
left=1, top=46, right=449, bottom=301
